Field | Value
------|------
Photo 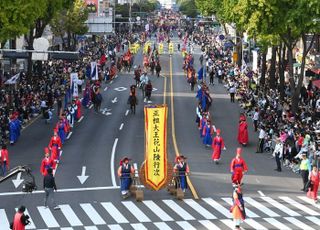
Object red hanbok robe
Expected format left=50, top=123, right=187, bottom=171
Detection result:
left=238, top=120, right=248, bottom=145
left=307, top=171, right=320, bottom=201
left=40, top=157, right=54, bottom=176
left=49, top=136, right=62, bottom=150
left=50, top=146, right=59, bottom=168
left=212, top=136, right=225, bottom=161
left=230, top=157, right=248, bottom=184
left=75, top=98, right=82, bottom=120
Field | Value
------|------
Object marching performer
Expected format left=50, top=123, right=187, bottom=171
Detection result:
left=48, top=129, right=62, bottom=164
left=174, top=156, right=190, bottom=193
left=230, top=184, right=246, bottom=230
left=237, top=113, right=248, bottom=146
left=75, top=97, right=82, bottom=120
left=307, top=165, right=320, bottom=203
left=117, top=157, right=134, bottom=198
left=40, top=148, right=54, bottom=176
left=230, top=148, right=248, bottom=184
left=211, top=129, right=226, bottom=164
left=202, top=120, right=215, bottom=147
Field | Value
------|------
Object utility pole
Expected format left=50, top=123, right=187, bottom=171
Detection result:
left=129, top=0, right=132, bottom=33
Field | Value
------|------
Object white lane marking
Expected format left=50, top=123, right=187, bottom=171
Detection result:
left=176, top=221, right=197, bottom=230
left=154, top=222, right=173, bottom=230
left=184, top=199, right=217, bottom=219
left=89, top=104, right=93, bottom=109
left=142, top=200, right=173, bottom=221
left=264, top=218, right=292, bottom=230
left=59, top=204, right=83, bottom=226
left=125, top=110, right=129, bottom=116
left=119, top=123, right=124, bottom=130
left=80, top=203, right=106, bottom=225
left=131, top=223, right=148, bottom=230
left=78, top=116, right=84, bottom=123
left=110, top=138, right=118, bottom=187
left=67, top=131, right=73, bottom=139
left=15, top=208, right=36, bottom=229
left=220, top=219, right=242, bottom=229
left=85, top=227, right=99, bottom=230
left=244, top=197, right=280, bottom=217
left=279, top=196, right=319, bottom=216
left=298, top=196, right=320, bottom=209
left=244, top=219, right=267, bottom=230
left=202, top=198, right=232, bottom=218
left=198, top=220, right=221, bottom=230
left=258, top=190, right=265, bottom=196
left=0, top=209, right=10, bottom=230
left=104, top=86, right=108, bottom=91
left=222, top=197, right=259, bottom=218
left=37, top=206, right=60, bottom=228
left=122, top=201, right=151, bottom=222
left=163, top=200, right=195, bottom=220
left=260, top=196, right=300, bottom=216
left=108, top=224, right=123, bottom=230
left=0, top=186, right=120, bottom=196
left=101, top=202, right=129, bottom=223
left=284, top=217, right=315, bottom=230
left=60, top=228, right=73, bottom=230
left=305, top=216, right=320, bottom=226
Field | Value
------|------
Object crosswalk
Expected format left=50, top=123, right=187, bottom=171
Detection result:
left=1, top=195, right=320, bottom=229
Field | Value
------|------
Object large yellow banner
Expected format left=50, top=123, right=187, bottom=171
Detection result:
left=144, top=105, right=168, bottom=190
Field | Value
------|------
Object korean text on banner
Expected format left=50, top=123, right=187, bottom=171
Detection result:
left=144, top=105, right=168, bottom=190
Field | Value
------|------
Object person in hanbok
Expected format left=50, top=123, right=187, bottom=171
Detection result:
left=212, top=129, right=226, bottom=164
left=40, top=148, right=54, bottom=176
left=75, top=97, right=82, bottom=120
left=307, top=165, right=320, bottom=203
left=56, top=118, right=68, bottom=144
left=237, top=113, right=248, bottom=146
left=82, top=82, right=91, bottom=107
left=202, top=120, right=215, bottom=147
left=199, top=112, right=208, bottom=138
left=230, top=184, right=246, bottom=230
left=48, top=129, right=62, bottom=164
left=0, top=145, right=9, bottom=176
left=117, top=157, right=134, bottom=198
left=230, top=148, right=248, bottom=184
left=174, top=156, right=190, bottom=192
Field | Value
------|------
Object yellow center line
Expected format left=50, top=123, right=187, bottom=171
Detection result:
left=169, top=55, right=199, bottom=200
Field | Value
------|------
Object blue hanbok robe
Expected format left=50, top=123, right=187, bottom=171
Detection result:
left=120, top=163, right=132, bottom=193
left=203, top=124, right=213, bottom=146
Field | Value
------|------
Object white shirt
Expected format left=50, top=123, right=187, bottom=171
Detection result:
left=253, top=112, right=259, bottom=121
left=259, top=129, right=266, bottom=139
left=229, top=86, right=236, bottom=93
left=273, top=142, right=283, bottom=158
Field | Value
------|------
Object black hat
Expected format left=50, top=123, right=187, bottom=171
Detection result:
left=18, top=205, right=26, bottom=213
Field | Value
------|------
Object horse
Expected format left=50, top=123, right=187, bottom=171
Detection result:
left=128, top=95, right=137, bottom=114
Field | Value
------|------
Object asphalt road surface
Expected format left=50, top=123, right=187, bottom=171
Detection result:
left=0, top=40, right=320, bottom=230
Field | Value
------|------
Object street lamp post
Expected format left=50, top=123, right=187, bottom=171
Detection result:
left=129, top=0, right=132, bottom=33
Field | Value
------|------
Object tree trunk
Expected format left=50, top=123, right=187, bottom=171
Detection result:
left=67, top=31, right=71, bottom=51
left=26, top=29, right=35, bottom=82
left=260, top=50, right=267, bottom=88
left=278, top=43, right=286, bottom=101
left=269, top=46, right=277, bottom=90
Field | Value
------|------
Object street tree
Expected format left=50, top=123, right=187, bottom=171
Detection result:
left=25, top=0, right=74, bottom=78
left=51, top=0, right=88, bottom=50
left=0, top=0, right=46, bottom=45
left=237, top=0, right=320, bottom=114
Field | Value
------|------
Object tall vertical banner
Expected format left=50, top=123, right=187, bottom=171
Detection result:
left=91, top=61, right=98, bottom=80
left=144, top=105, right=168, bottom=190
left=70, top=73, right=79, bottom=98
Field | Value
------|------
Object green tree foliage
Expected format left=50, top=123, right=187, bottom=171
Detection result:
left=237, top=0, right=320, bottom=113
left=51, top=0, right=88, bottom=50
left=179, top=0, right=198, bottom=18
left=0, top=0, right=46, bottom=43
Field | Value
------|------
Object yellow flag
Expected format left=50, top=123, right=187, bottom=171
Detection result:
left=144, top=105, right=168, bottom=190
